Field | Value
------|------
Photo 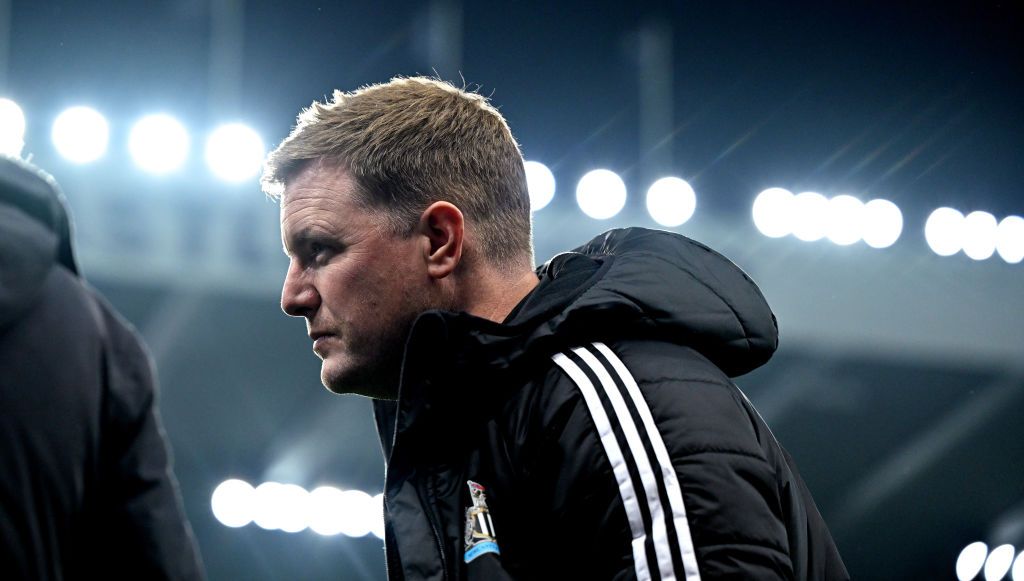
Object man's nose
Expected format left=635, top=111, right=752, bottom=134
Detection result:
left=281, top=263, right=319, bottom=318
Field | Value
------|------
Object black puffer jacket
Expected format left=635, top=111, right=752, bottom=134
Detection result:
left=374, top=227, right=848, bottom=580
left=0, top=157, right=204, bottom=580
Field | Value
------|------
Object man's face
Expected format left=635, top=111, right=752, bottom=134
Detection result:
left=279, top=165, right=434, bottom=399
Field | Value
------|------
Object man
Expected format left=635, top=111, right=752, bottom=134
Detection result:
left=264, top=77, right=848, bottom=580
left=0, top=156, right=205, bottom=580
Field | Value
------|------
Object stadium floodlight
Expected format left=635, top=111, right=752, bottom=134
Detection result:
left=205, top=123, right=265, bottom=182
left=576, top=169, right=627, bottom=220
left=129, top=114, right=189, bottom=174
left=275, top=484, right=311, bottom=533
left=962, top=211, right=998, bottom=261
left=862, top=199, right=903, bottom=249
left=958, top=542, right=989, bottom=581
left=1012, top=549, right=1024, bottom=581
left=825, top=194, right=865, bottom=246
left=216, top=481, right=387, bottom=537
left=252, top=481, right=288, bottom=530
left=925, top=207, right=965, bottom=257
left=52, top=106, right=109, bottom=164
left=985, top=544, right=1016, bottom=581
left=791, top=191, right=829, bottom=242
left=308, top=486, right=347, bottom=536
left=646, top=176, right=697, bottom=227
left=335, top=490, right=376, bottom=538
left=0, top=98, right=26, bottom=156
left=524, top=160, right=556, bottom=211
left=211, top=479, right=256, bottom=528
left=996, top=216, right=1024, bottom=264
left=752, top=187, right=795, bottom=238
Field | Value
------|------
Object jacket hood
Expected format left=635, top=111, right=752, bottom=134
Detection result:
left=521, top=227, right=778, bottom=377
left=0, top=156, right=79, bottom=328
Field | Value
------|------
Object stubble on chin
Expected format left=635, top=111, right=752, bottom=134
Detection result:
left=320, top=342, right=403, bottom=400
left=320, top=288, right=453, bottom=400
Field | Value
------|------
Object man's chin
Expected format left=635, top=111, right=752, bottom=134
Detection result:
left=320, top=359, right=398, bottom=400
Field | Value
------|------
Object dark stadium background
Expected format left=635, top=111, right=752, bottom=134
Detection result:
left=2, top=1, right=1022, bottom=579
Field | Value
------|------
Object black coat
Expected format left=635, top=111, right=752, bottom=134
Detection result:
left=374, top=228, right=848, bottom=580
left=0, top=158, right=204, bottom=580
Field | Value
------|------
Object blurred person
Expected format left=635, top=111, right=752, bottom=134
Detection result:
left=0, top=156, right=205, bottom=580
left=264, top=77, right=848, bottom=580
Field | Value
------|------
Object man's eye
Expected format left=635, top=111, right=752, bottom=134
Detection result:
left=313, top=241, right=338, bottom=261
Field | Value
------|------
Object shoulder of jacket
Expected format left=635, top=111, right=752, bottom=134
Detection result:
left=544, top=339, right=735, bottom=390
left=534, top=339, right=771, bottom=458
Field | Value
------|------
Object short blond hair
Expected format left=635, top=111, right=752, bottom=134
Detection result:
left=262, top=76, right=533, bottom=271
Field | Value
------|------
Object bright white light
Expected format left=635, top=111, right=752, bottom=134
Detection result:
left=998, top=216, right=1024, bottom=264
left=205, top=123, right=264, bottom=182
left=336, top=490, right=376, bottom=537
left=0, top=98, right=26, bottom=156
left=252, top=482, right=288, bottom=531
left=962, top=211, right=999, bottom=261
left=128, top=114, right=189, bottom=174
left=276, top=484, right=311, bottom=533
left=1011, top=550, right=1024, bottom=581
left=646, top=176, right=696, bottom=227
left=958, top=542, right=989, bottom=581
left=752, top=188, right=795, bottom=238
left=371, top=493, right=385, bottom=540
left=862, top=199, right=903, bottom=249
left=306, top=487, right=375, bottom=537
left=985, top=544, right=1015, bottom=581
left=825, top=195, right=865, bottom=246
left=524, top=160, right=555, bottom=212
left=925, top=207, right=965, bottom=257
left=216, top=481, right=387, bottom=538
left=308, top=486, right=346, bottom=536
left=791, top=191, right=829, bottom=242
left=211, top=479, right=255, bottom=528
left=576, top=169, right=627, bottom=220
left=52, top=106, right=109, bottom=163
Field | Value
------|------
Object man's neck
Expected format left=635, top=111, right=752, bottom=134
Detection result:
left=463, top=268, right=540, bottom=324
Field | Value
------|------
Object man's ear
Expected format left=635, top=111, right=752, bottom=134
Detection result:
left=418, top=201, right=464, bottom=279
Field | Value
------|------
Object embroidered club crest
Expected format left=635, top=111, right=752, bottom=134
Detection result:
left=463, top=480, right=500, bottom=563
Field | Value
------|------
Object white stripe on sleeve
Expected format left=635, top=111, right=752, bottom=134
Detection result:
left=573, top=346, right=678, bottom=581
left=552, top=352, right=653, bottom=581
left=593, top=342, right=702, bottom=581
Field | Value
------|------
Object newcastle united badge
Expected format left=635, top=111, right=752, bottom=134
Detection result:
left=463, top=480, right=500, bottom=563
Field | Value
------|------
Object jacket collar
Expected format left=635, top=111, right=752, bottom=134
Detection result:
left=374, top=253, right=610, bottom=462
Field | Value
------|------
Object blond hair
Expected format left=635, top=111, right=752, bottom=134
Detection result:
left=262, top=77, right=533, bottom=271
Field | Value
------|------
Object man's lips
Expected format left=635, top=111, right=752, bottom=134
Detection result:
left=310, top=332, right=336, bottom=352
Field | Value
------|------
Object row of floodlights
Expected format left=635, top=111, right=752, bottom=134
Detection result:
left=541, top=170, right=1024, bottom=262
left=0, top=98, right=264, bottom=182
left=6, top=98, right=1022, bottom=261
left=957, top=542, right=1024, bottom=581
left=750, top=188, right=1024, bottom=261
left=522, top=162, right=699, bottom=225
left=925, top=208, right=1024, bottom=262
left=210, top=479, right=384, bottom=539
left=752, top=188, right=902, bottom=248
